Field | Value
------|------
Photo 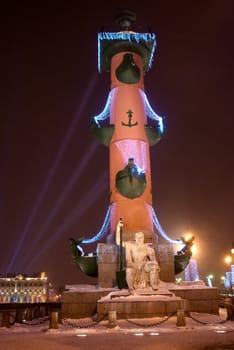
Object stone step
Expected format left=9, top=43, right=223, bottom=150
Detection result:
left=97, top=291, right=186, bottom=319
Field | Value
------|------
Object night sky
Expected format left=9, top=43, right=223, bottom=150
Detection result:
left=3, top=1, right=234, bottom=291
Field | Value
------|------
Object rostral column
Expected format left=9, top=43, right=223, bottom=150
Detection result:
left=92, top=11, right=164, bottom=243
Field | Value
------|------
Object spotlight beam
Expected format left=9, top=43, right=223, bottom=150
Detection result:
left=23, top=170, right=108, bottom=268
left=18, top=140, right=98, bottom=271
left=6, top=74, right=98, bottom=273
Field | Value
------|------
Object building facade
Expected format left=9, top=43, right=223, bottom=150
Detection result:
left=0, top=272, right=49, bottom=303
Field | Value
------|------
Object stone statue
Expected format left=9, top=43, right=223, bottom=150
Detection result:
left=125, top=231, right=160, bottom=292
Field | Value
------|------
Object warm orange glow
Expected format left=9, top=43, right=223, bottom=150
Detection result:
left=231, top=248, right=234, bottom=255
left=184, top=233, right=193, bottom=242
left=191, top=244, right=197, bottom=256
left=224, top=255, right=232, bottom=265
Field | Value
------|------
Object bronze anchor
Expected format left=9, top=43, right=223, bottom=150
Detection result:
left=121, top=110, right=138, bottom=127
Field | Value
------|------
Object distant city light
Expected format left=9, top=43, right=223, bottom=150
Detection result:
left=206, top=274, right=214, bottom=287
left=176, top=277, right=182, bottom=283
left=214, top=330, right=226, bottom=334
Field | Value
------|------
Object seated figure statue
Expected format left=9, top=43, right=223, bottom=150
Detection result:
left=125, top=231, right=160, bottom=292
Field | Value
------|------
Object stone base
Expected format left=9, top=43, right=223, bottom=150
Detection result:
left=61, top=285, right=114, bottom=319
left=97, top=288, right=186, bottom=319
left=169, top=281, right=219, bottom=314
left=61, top=281, right=219, bottom=319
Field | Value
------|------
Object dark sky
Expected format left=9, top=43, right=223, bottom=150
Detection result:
left=3, top=1, right=234, bottom=290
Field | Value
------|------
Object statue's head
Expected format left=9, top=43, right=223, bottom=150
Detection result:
left=135, top=231, right=144, bottom=244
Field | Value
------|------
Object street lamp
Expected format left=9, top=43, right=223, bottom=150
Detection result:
left=224, top=255, right=232, bottom=266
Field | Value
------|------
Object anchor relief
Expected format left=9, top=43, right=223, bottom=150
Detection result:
left=121, top=110, right=138, bottom=127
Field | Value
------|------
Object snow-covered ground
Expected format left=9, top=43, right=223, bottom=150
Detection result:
left=0, top=309, right=234, bottom=350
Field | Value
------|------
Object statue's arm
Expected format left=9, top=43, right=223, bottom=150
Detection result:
left=125, top=243, right=134, bottom=267
left=115, top=220, right=123, bottom=245
left=147, top=245, right=157, bottom=261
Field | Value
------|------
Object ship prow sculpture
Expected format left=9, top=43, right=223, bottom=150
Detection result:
left=70, top=10, right=195, bottom=286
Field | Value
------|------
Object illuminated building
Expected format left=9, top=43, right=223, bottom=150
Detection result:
left=0, top=272, right=49, bottom=303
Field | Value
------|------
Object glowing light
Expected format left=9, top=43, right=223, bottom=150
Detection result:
left=149, top=332, right=160, bottom=336
left=16, top=274, right=23, bottom=280
left=134, top=332, right=144, bottom=336
left=99, top=31, right=156, bottom=43
left=76, top=334, right=87, bottom=337
left=206, top=274, right=214, bottom=287
left=98, top=32, right=156, bottom=72
left=184, top=233, right=193, bottom=242
left=40, top=272, right=47, bottom=280
left=93, top=90, right=114, bottom=125
left=191, top=244, right=197, bottom=256
left=184, top=259, right=199, bottom=281
left=77, top=244, right=85, bottom=256
left=151, top=205, right=183, bottom=245
left=176, top=277, right=182, bottom=283
left=141, top=90, right=164, bottom=133
left=214, top=330, right=226, bottom=334
left=225, top=255, right=232, bottom=265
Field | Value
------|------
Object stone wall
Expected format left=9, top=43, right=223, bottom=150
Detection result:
left=170, top=286, right=219, bottom=314
left=61, top=287, right=112, bottom=319
left=97, top=296, right=186, bottom=319
left=97, top=244, right=118, bottom=288
left=156, top=244, right=175, bottom=282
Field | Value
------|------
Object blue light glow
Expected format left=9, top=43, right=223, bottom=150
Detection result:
left=133, top=163, right=145, bottom=176
left=185, top=259, right=199, bottom=281
left=99, top=32, right=156, bottom=43
left=82, top=205, right=111, bottom=244
left=141, top=90, right=164, bottom=133
left=79, top=203, right=181, bottom=245
left=150, top=205, right=183, bottom=245
left=77, top=202, right=182, bottom=249
left=98, top=32, right=156, bottom=72
left=93, top=90, right=114, bottom=125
